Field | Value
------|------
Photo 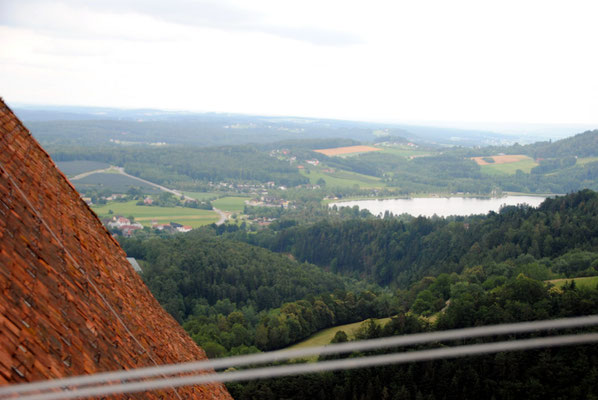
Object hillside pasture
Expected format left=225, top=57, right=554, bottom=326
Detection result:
left=301, top=167, right=385, bottom=189
left=473, top=155, right=538, bottom=175
left=56, top=160, right=110, bottom=177
left=73, top=173, right=161, bottom=193
left=546, top=276, right=598, bottom=289
left=91, top=200, right=218, bottom=228
left=577, top=157, right=598, bottom=166
left=285, top=317, right=392, bottom=361
left=378, top=145, right=433, bottom=158
left=314, top=145, right=382, bottom=157
left=182, top=191, right=221, bottom=201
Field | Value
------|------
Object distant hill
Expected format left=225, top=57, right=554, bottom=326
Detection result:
left=525, top=129, right=598, bottom=158
left=12, top=104, right=516, bottom=147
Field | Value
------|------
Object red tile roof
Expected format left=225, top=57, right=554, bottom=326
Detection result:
left=0, top=99, right=231, bottom=399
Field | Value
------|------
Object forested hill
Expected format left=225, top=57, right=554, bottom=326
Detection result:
left=236, top=190, right=598, bottom=286
left=526, top=129, right=598, bottom=158
left=121, top=232, right=348, bottom=322
left=477, top=129, right=598, bottom=158
left=49, top=145, right=308, bottom=187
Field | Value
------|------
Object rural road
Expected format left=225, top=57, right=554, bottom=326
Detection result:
left=70, top=166, right=229, bottom=225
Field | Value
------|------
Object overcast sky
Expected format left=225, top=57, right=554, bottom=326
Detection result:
left=1, top=0, right=597, bottom=126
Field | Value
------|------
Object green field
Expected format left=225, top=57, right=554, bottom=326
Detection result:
left=480, top=157, right=538, bottom=175
left=91, top=200, right=219, bottom=228
left=212, top=196, right=250, bottom=212
left=378, top=146, right=433, bottom=158
left=182, top=191, right=222, bottom=201
left=301, top=167, right=385, bottom=189
left=284, top=317, right=392, bottom=361
left=56, top=160, right=110, bottom=177
left=577, top=157, right=598, bottom=166
left=546, top=276, right=598, bottom=289
left=74, top=173, right=161, bottom=193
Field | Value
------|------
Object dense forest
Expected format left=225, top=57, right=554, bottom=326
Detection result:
left=49, top=145, right=309, bottom=188
left=123, top=191, right=598, bottom=371
left=229, top=276, right=598, bottom=400
left=121, top=233, right=401, bottom=356
left=227, top=190, right=598, bottom=287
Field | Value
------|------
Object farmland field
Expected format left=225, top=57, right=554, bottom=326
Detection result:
left=182, top=192, right=221, bottom=201
left=212, top=196, right=250, bottom=212
left=285, top=317, right=392, bottom=361
left=473, top=155, right=538, bottom=175
left=301, top=167, right=385, bottom=189
left=56, top=160, right=110, bottom=177
left=91, top=200, right=219, bottom=228
left=546, top=276, right=598, bottom=289
left=314, top=145, right=382, bottom=157
left=73, top=173, right=161, bottom=193
left=577, top=157, right=598, bottom=166
left=378, top=146, right=433, bottom=158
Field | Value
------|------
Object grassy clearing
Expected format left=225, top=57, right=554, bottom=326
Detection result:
left=285, top=317, right=392, bottom=361
left=74, top=173, right=161, bottom=193
left=91, top=200, right=218, bottom=228
left=378, top=146, right=433, bottom=158
left=182, top=191, right=222, bottom=201
left=212, top=196, right=250, bottom=212
left=301, top=167, right=385, bottom=189
left=314, top=145, right=382, bottom=157
left=546, top=276, right=598, bottom=289
left=577, top=157, right=598, bottom=166
left=56, top=160, right=110, bottom=177
left=480, top=157, right=538, bottom=175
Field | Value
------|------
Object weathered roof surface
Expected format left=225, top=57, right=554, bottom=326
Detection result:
left=0, top=98, right=231, bottom=399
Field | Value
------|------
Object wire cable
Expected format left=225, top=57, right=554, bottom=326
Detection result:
left=1, top=314, right=597, bottom=399
left=11, top=333, right=598, bottom=400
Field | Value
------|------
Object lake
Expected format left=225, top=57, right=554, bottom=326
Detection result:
left=330, top=196, right=547, bottom=218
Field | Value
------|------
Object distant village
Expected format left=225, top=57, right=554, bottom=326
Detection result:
left=104, top=215, right=193, bottom=237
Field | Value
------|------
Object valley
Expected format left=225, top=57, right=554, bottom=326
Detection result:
left=19, top=108, right=598, bottom=399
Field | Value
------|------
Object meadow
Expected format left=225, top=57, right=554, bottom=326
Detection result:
left=576, top=157, right=598, bottom=166
left=182, top=191, right=221, bottom=201
left=212, top=196, right=251, bottom=213
left=74, top=173, right=161, bottom=193
left=476, top=155, right=538, bottom=175
left=314, top=145, right=381, bottom=157
left=56, top=160, right=110, bottom=177
left=301, top=167, right=385, bottom=189
left=378, top=145, right=433, bottom=158
left=546, top=276, right=598, bottom=289
left=284, top=317, right=392, bottom=361
left=91, top=200, right=218, bottom=228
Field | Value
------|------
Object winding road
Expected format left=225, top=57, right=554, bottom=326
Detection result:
left=70, top=166, right=228, bottom=225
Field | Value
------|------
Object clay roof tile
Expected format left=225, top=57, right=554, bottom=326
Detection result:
left=0, top=98, right=231, bottom=399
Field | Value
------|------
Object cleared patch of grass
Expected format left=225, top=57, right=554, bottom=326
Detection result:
left=301, top=168, right=385, bottom=189
left=56, top=160, right=110, bottom=177
left=212, top=196, right=251, bottom=212
left=284, top=317, right=392, bottom=361
left=74, top=173, right=161, bottom=193
left=546, top=276, right=598, bottom=289
left=183, top=191, right=221, bottom=201
left=314, top=145, right=381, bottom=157
left=577, top=157, right=598, bottom=166
left=378, top=146, right=433, bottom=158
left=91, top=200, right=218, bottom=227
left=480, top=157, right=538, bottom=175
